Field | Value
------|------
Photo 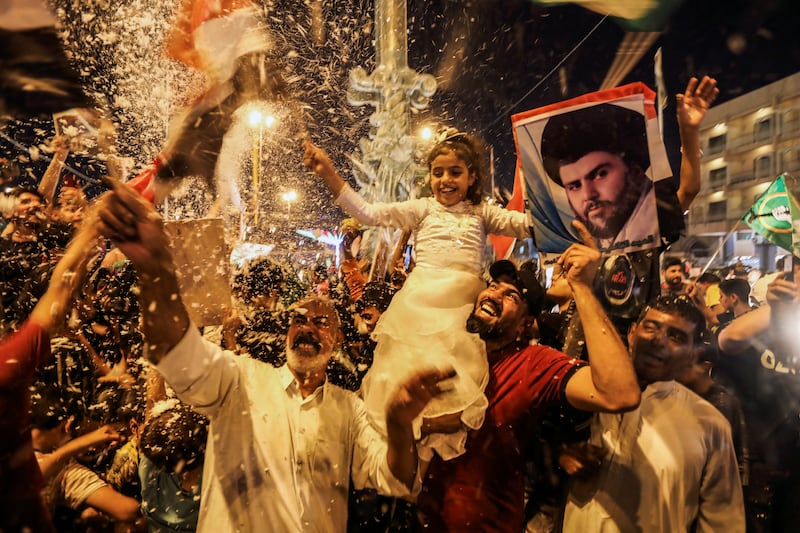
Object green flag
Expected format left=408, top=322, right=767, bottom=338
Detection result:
left=742, top=174, right=800, bottom=256
left=788, top=179, right=800, bottom=259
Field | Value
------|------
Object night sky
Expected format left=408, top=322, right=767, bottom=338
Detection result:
left=3, top=0, right=799, bottom=222
left=405, top=0, right=800, bottom=193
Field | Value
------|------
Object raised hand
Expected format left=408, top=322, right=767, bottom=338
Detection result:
left=302, top=140, right=334, bottom=178
left=558, top=220, right=602, bottom=288
left=766, top=272, right=799, bottom=308
left=302, top=140, right=346, bottom=195
left=677, top=76, right=719, bottom=130
left=386, top=366, right=458, bottom=428
left=95, top=181, right=171, bottom=276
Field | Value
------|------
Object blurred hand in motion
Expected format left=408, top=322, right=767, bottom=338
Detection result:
left=559, top=441, right=607, bottom=478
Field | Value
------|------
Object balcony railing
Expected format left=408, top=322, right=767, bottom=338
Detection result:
left=781, top=119, right=800, bottom=135
left=728, top=172, right=755, bottom=185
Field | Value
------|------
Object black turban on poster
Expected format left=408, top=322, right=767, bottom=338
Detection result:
left=540, top=103, right=650, bottom=186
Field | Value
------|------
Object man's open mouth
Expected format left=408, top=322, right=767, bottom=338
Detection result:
left=478, top=298, right=500, bottom=317
left=292, top=333, right=321, bottom=351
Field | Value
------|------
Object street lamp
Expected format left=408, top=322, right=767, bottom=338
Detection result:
left=419, top=125, right=434, bottom=142
left=281, top=189, right=297, bottom=220
left=247, top=105, right=276, bottom=225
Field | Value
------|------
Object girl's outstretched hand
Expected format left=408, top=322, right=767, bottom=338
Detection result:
left=302, top=140, right=333, bottom=178
left=302, top=140, right=345, bottom=195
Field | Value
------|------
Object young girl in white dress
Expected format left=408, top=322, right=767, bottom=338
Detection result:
left=303, top=132, right=532, bottom=461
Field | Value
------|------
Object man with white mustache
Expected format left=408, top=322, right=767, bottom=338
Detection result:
left=93, top=181, right=452, bottom=533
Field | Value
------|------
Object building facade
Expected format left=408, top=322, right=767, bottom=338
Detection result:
left=682, top=72, right=800, bottom=272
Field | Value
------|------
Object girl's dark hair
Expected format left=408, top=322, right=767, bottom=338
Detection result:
left=425, top=132, right=486, bottom=205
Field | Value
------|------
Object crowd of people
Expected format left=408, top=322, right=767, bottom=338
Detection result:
left=2, top=71, right=800, bottom=533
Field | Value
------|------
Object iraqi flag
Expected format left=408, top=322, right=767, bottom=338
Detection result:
left=165, top=0, right=272, bottom=85
left=488, top=161, right=526, bottom=259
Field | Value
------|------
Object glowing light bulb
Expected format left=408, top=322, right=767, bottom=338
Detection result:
left=248, top=109, right=263, bottom=127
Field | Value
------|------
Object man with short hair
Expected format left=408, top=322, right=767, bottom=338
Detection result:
left=661, top=256, right=687, bottom=296
left=563, top=295, right=745, bottom=532
left=341, top=280, right=396, bottom=388
left=716, top=269, right=800, bottom=531
left=94, top=182, right=450, bottom=533
left=417, top=221, right=642, bottom=531
left=717, top=278, right=752, bottom=324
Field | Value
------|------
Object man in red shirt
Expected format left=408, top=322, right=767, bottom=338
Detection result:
left=0, top=204, right=99, bottom=532
left=417, top=222, right=642, bottom=532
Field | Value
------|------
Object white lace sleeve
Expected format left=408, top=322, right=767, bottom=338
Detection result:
left=481, top=202, right=533, bottom=239
left=335, top=184, right=427, bottom=230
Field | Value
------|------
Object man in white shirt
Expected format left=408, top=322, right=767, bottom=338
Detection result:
left=563, top=295, right=745, bottom=532
left=94, top=181, right=451, bottom=533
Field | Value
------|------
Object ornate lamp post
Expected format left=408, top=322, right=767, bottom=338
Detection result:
left=347, top=0, right=437, bottom=203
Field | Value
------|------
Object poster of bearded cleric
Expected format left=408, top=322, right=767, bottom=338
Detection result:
left=511, top=83, right=683, bottom=255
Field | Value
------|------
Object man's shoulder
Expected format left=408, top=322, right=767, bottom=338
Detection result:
left=528, top=342, right=583, bottom=363
left=654, top=382, right=730, bottom=425
left=492, top=342, right=584, bottom=370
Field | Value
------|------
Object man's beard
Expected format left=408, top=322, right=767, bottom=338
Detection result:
left=290, top=332, right=321, bottom=354
left=579, top=201, right=632, bottom=239
left=466, top=311, right=503, bottom=341
left=666, top=276, right=684, bottom=288
left=578, top=171, right=646, bottom=239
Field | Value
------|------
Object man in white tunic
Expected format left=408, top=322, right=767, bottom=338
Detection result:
left=94, top=182, right=451, bottom=533
left=563, top=295, right=745, bottom=532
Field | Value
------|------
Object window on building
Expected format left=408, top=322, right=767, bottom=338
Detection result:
left=708, top=200, right=727, bottom=222
left=780, top=148, right=800, bottom=173
left=709, top=166, right=727, bottom=187
left=708, top=134, right=726, bottom=154
left=754, top=155, right=772, bottom=179
left=690, top=242, right=709, bottom=258
left=783, top=109, right=800, bottom=135
left=690, top=206, right=704, bottom=224
left=736, top=231, right=752, bottom=241
left=754, top=116, right=773, bottom=142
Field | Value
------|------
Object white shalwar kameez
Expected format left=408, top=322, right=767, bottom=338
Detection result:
left=563, top=380, right=745, bottom=532
left=157, top=326, right=411, bottom=533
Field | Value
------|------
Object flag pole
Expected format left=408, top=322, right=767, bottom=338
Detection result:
left=700, top=174, right=785, bottom=276
left=699, top=220, right=741, bottom=276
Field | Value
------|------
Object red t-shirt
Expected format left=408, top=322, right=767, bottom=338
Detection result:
left=417, top=341, right=584, bottom=532
left=0, top=320, right=56, bottom=532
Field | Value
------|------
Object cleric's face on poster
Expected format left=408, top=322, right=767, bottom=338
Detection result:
left=512, top=86, right=677, bottom=255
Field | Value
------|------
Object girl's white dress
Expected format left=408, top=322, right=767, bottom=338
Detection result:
left=336, top=185, right=531, bottom=460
